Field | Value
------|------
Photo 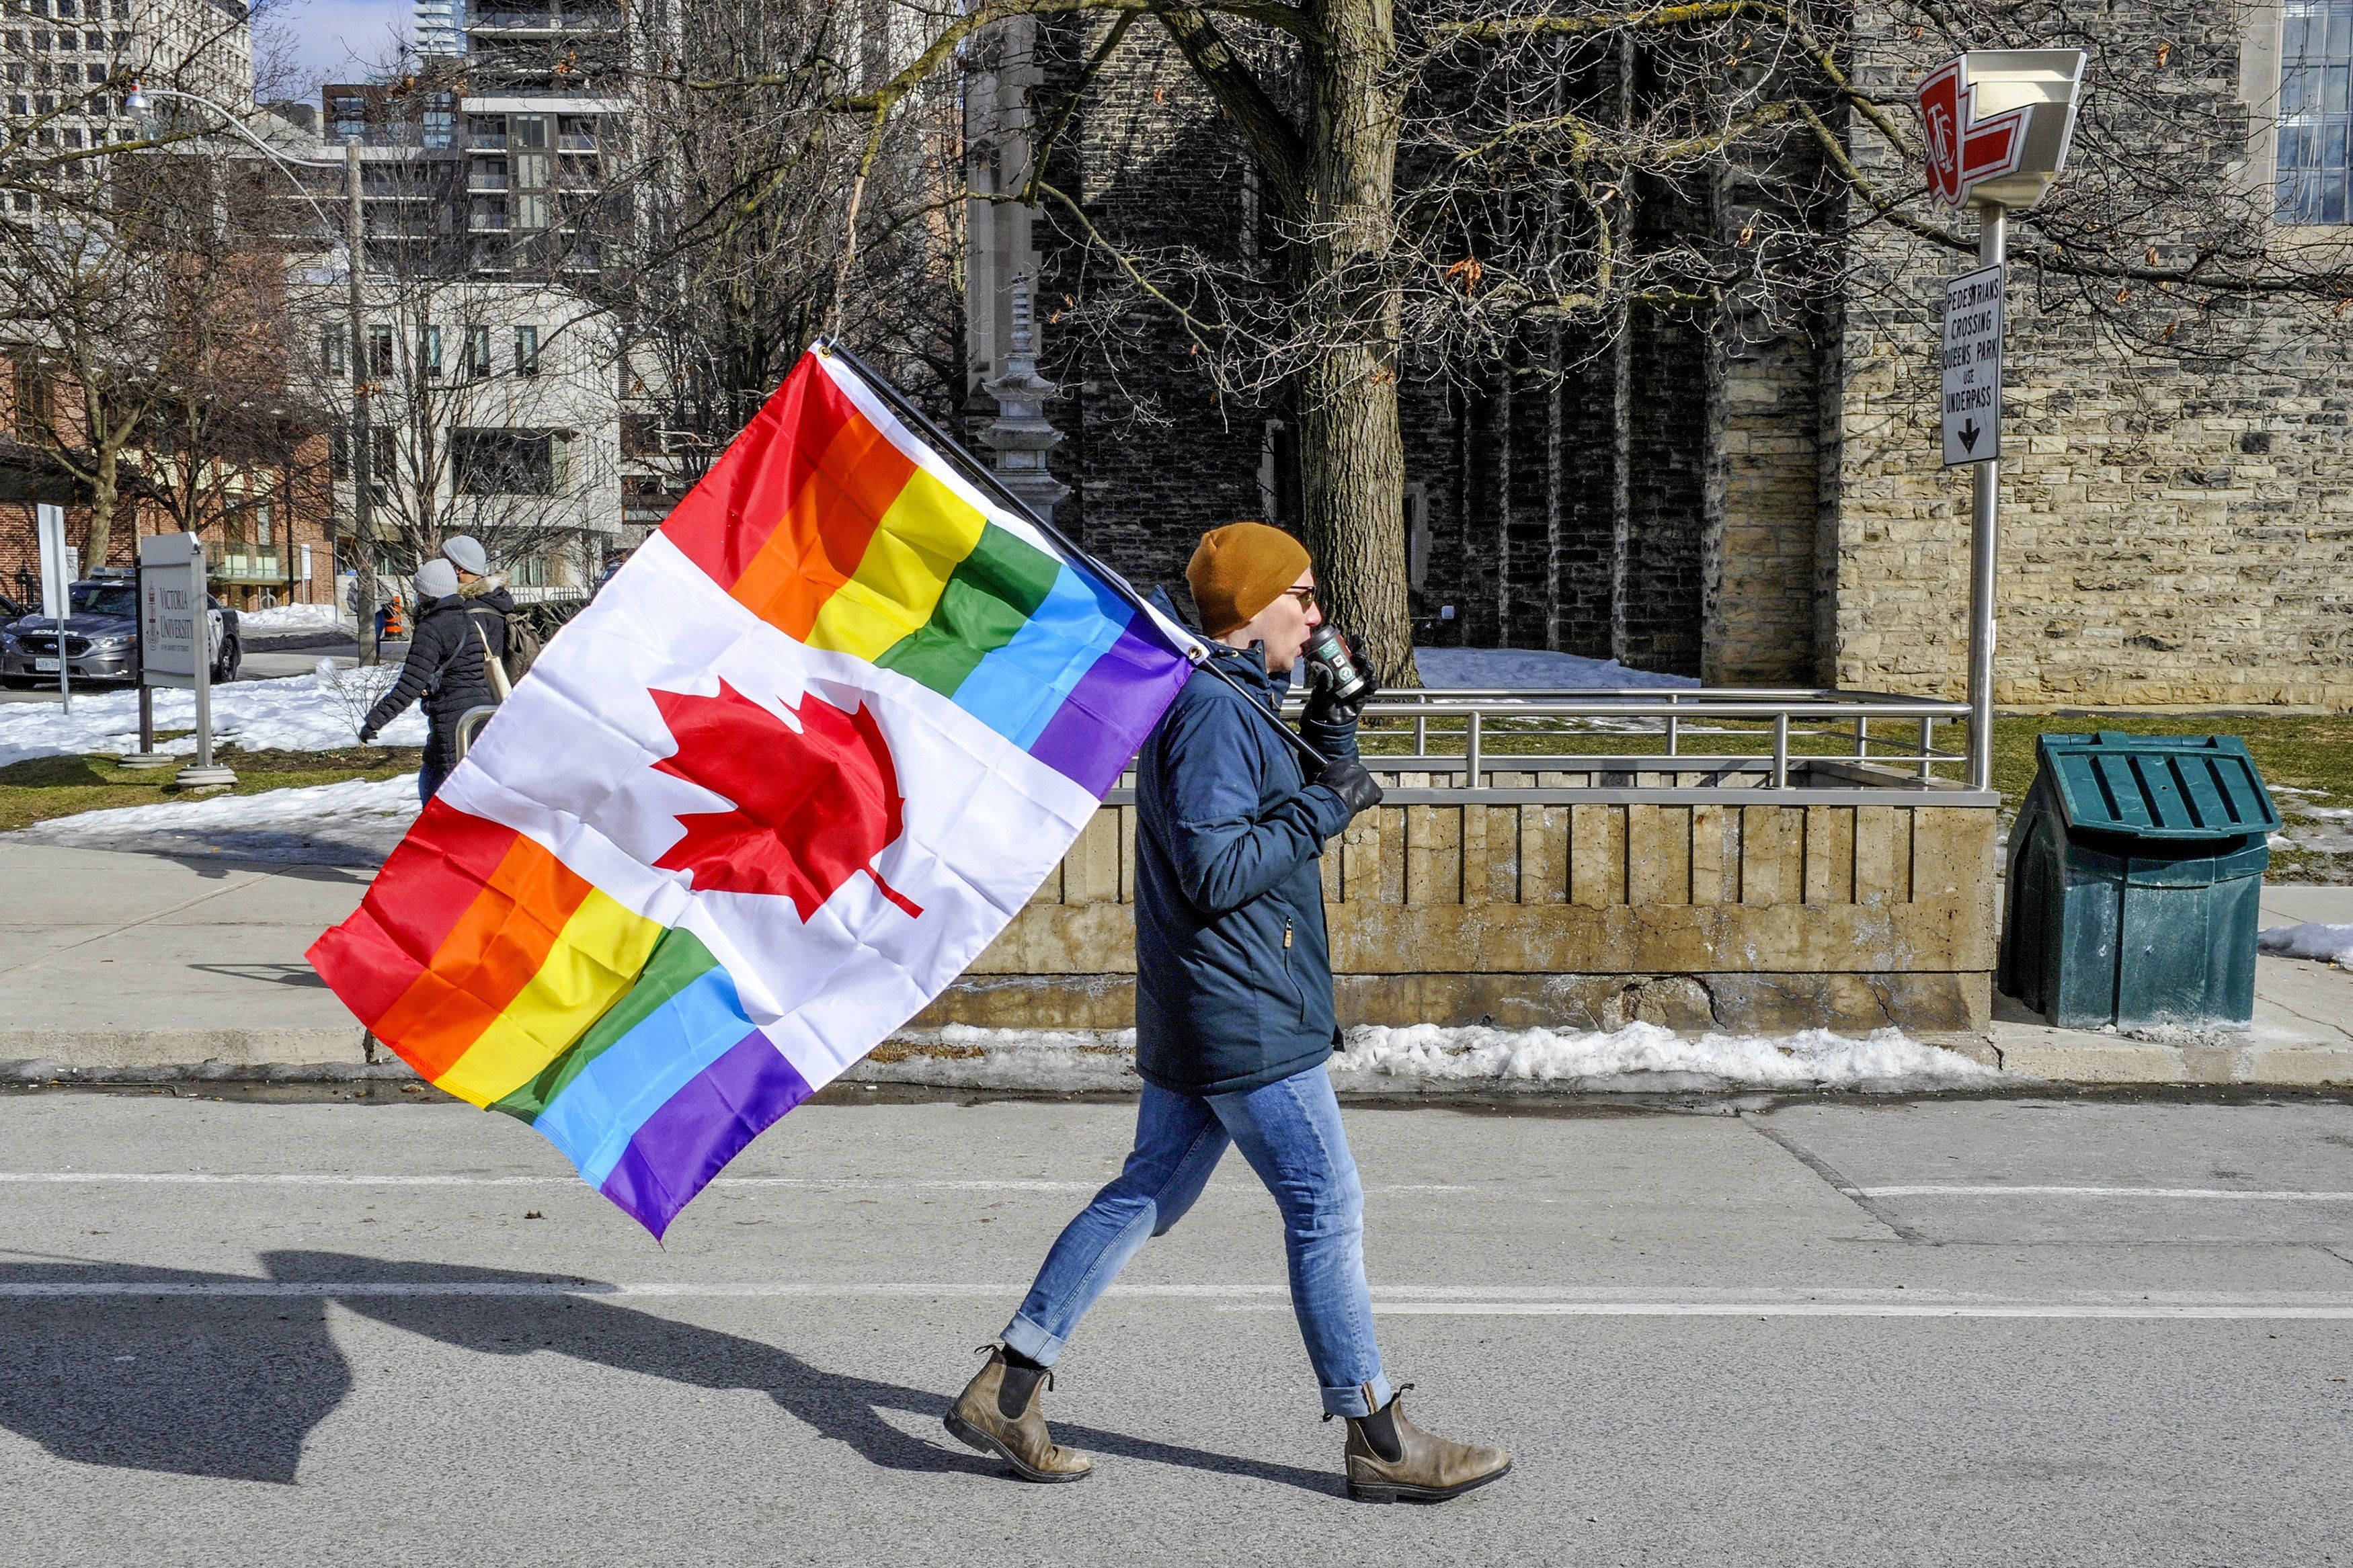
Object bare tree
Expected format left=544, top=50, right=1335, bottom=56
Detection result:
left=617, top=0, right=965, bottom=493
left=675, top=0, right=2353, bottom=682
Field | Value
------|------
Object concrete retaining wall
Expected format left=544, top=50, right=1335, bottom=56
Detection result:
left=916, top=769, right=1999, bottom=1036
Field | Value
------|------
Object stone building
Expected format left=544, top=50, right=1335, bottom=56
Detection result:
left=965, top=9, right=2353, bottom=706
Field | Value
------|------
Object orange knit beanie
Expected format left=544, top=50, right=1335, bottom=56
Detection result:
left=1186, top=522, right=1310, bottom=636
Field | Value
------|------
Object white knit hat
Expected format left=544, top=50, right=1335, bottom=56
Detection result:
left=413, top=559, right=459, bottom=601
left=440, top=535, right=489, bottom=575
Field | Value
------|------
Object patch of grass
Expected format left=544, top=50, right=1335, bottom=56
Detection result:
left=1995, top=712, right=2353, bottom=883
left=0, top=745, right=423, bottom=834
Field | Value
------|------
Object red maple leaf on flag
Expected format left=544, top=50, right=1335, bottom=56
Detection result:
left=647, top=679, right=922, bottom=921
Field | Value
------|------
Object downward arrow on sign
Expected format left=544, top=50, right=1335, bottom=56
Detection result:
left=1958, top=419, right=1981, bottom=453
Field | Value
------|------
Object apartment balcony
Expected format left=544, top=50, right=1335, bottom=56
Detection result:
left=212, top=550, right=284, bottom=584
left=468, top=212, right=512, bottom=231
left=469, top=171, right=510, bottom=191
left=467, top=5, right=626, bottom=30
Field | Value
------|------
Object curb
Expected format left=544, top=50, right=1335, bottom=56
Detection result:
left=1986, top=1028, right=2353, bottom=1087
left=7, top=1030, right=2350, bottom=1093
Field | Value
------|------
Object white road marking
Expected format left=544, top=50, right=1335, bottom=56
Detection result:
left=6, top=1280, right=2353, bottom=1319
left=0, top=1171, right=1469, bottom=1194
left=1858, top=1185, right=2353, bottom=1202
left=1351, top=1303, right=2353, bottom=1319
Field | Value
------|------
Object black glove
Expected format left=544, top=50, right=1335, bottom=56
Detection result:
left=1315, top=756, right=1384, bottom=817
left=1303, top=630, right=1378, bottom=727
left=358, top=723, right=378, bottom=744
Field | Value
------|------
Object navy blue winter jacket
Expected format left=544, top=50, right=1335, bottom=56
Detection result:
left=1133, top=643, right=1362, bottom=1097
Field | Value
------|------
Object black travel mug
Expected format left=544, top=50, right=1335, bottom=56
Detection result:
left=1302, top=623, right=1375, bottom=706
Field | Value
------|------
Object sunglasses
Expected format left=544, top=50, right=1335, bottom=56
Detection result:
left=1283, top=587, right=1318, bottom=610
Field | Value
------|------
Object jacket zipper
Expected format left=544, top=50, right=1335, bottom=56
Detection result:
left=1283, top=919, right=1293, bottom=949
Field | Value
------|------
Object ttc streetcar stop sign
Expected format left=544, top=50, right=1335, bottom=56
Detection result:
left=1919, top=50, right=2087, bottom=210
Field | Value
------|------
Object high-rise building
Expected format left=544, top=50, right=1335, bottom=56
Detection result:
left=451, top=0, right=627, bottom=280
left=413, top=0, right=463, bottom=58
left=0, top=0, right=255, bottom=212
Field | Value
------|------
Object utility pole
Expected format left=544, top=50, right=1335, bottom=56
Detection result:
left=348, top=137, right=379, bottom=665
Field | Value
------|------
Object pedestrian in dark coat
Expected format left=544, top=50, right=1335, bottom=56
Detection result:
left=359, top=558, right=511, bottom=802
left=947, top=523, right=1512, bottom=1504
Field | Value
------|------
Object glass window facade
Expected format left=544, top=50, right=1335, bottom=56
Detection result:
left=2279, top=0, right=2353, bottom=223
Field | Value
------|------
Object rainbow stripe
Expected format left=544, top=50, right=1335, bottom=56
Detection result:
left=661, top=351, right=1191, bottom=796
left=310, top=802, right=811, bottom=1236
left=309, top=347, right=1198, bottom=1239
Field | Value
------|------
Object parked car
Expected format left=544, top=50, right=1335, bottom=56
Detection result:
left=0, top=578, right=240, bottom=688
left=0, top=589, right=28, bottom=627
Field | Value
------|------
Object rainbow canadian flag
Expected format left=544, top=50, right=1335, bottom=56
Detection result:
left=310, top=347, right=1198, bottom=1237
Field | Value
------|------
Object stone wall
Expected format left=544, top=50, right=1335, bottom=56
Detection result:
left=980, top=10, right=2353, bottom=706
left=916, top=770, right=1999, bottom=1036
left=1027, top=22, right=1276, bottom=602
left=1833, top=7, right=2353, bottom=706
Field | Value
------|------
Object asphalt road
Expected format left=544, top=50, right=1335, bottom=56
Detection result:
left=1, top=642, right=378, bottom=704
left=4, top=1090, right=2351, bottom=1567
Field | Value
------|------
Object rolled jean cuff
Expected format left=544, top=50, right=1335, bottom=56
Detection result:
left=1322, top=1373, right=1393, bottom=1419
left=1001, top=1313, right=1068, bottom=1368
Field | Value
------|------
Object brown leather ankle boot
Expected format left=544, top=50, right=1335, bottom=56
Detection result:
left=945, top=1346, right=1092, bottom=1483
left=1343, top=1386, right=1511, bottom=1503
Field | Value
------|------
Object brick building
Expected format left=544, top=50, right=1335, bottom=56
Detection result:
left=965, top=9, right=2353, bottom=706
left=1, top=356, right=337, bottom=612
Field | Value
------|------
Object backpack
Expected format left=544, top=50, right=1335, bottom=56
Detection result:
left=467, top=606, right=540, bottom=702
left=497, top=609, right=541, bottom=684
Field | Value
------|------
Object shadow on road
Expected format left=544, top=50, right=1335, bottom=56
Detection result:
left=187, top=962, right=331, bottom=989
left=0, top=1262, right=348, bottom=1484
left=0, top=1253, right=1339, bottom=1497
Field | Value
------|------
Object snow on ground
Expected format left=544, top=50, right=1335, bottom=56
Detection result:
left=6, top=774, right=421, bottom=864
left=1412, top=647, right=1699, bottom=690
left=2259, top=921, right=2353, bottom=968
left=0, top=661, right=423, bottom=768
left=236, top=602, right=346, bottom=635
left=867, top=1020, right=2003, bottom=1092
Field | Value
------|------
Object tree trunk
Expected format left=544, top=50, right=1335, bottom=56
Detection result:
left=1294, top=0, right=1417, bottom=686
left=85, top=442, right=120, bottom=569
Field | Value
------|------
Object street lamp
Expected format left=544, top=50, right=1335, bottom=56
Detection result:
left=125, top=83, right=383, bottom=666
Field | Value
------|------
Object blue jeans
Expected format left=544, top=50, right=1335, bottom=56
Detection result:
left=1002, top=1062, right=1392, bottom=1418
left=417, top=751, right=450, bottom=804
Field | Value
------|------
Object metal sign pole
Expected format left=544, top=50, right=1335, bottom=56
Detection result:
left=1965, top=203, right=2005, bottom=792
left=135, top=556, right=155, bottom=761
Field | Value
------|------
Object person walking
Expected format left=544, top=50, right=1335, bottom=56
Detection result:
left=358, top=555, right=508, bottom=803
left=946, top=522, right=1511, bottom=1504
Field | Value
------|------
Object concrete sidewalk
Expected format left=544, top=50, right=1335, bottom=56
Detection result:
left=0, top=843, right=378, bottom=1067
left=3, top=839, right=2348, bottom=1085
left=1983, top=883, right=2353, bottom=1084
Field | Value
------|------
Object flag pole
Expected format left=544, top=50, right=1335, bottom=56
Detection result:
left=812, top=337, right=1330, bottom=772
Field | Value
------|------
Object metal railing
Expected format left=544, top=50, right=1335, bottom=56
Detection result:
left=1279, top=687, right=1979, bottom=794
left=212, top=550, right=284, bottom=583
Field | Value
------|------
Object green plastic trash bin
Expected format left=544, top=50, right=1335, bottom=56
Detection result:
left=1999, top=733, right=2281, bottom=1029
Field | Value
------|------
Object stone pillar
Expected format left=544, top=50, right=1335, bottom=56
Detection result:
left=981, top=276, right=1070, bottom=524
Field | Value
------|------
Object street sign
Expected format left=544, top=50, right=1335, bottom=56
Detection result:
left=139, top=532, right=204, bottom=688
left=35, top=503, right=73, bottom=620
left=35, top=503, right=75, bottom=709
left=1917, top=52, right=2087, bottom=211
left=1942, top=264, right=2004, bottom=467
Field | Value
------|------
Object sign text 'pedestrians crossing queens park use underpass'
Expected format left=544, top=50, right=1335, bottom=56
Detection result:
left=1942, top=264, right=2003, bottom=467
